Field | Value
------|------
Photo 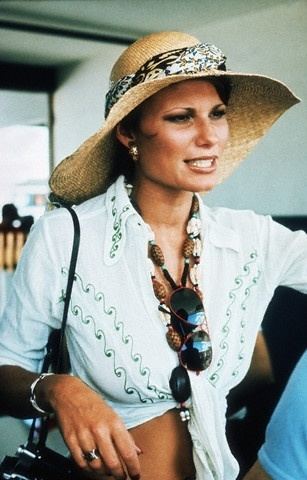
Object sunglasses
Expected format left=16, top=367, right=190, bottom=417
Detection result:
left=161, top=287, right=212, bottom=404
left=169, top=287, right=212, bottom=369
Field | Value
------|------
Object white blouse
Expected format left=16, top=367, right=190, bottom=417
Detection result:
left=0, top=175, right=306, bottom=479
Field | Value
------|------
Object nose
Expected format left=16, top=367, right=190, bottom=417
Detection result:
left=195, top=118, right=218, bottom=147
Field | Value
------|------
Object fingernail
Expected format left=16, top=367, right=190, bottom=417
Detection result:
left=135, top=445, right=143, bottom=455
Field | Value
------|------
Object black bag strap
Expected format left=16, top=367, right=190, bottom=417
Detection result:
left=56, top=206, right=80, bottom=374
left=28, top=205, right=80, bottom=447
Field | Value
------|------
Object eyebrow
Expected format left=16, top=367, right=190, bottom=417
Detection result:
left=163, top=107, right=194, bottom=114
left=163, top=103, right=226, bottom=114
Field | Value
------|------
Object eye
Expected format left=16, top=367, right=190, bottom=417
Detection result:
left=210, top=106, right=227, bottom=120
left=164, top=113, right=193, bottom=123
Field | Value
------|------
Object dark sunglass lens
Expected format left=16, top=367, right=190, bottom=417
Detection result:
left=171, top=314, right=193, bottom=335
left=169, top=365, right=191, bottom=403
left=180, top=331, right=212, bottom=371
left=171, top=289, right=204, bottom=326
left=186, top=309, right=205, bottom=326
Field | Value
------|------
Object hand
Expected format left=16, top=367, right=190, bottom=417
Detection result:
left=41, top=375, right=141, bottom=480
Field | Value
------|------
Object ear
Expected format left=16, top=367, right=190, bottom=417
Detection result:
left=116, top=122, right=136, bottom=148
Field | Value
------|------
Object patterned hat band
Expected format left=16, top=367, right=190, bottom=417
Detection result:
left=105, top=42, right=227, bottom=118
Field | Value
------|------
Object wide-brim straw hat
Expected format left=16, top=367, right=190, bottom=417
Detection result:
left=49, top=31, right=300, bottom=205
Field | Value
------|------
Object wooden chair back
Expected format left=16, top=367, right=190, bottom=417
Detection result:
left=0, top=228, right=28, bottom=271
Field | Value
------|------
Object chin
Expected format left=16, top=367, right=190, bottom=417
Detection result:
left=189, top=179, right=218, bottom=194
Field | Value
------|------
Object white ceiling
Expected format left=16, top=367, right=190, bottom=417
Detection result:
left=0, top=0, right=292, bottom=66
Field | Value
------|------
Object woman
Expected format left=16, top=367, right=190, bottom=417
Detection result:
left=0, top=31, right=306, bottom=480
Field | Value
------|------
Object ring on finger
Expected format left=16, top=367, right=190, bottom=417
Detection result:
left=83, top=448, right=100, bottom=462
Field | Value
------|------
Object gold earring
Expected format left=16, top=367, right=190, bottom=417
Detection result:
left=128, top=142, right=139, bottom=162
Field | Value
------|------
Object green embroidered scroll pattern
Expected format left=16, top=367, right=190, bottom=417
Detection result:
left=209, top=250, right=259, bottom=386
left=109, top=195, right=130, bottom=259
left=58, top=289, right=66, bottom=304
left=58, top=268, right=75, bottom=304
left=63, top=269, right=172, bottom=402
left=114, top=319, right=172, bottom=400
left=231, top=264, right=262, bottom=378
left=64, top=271, right=118, bottom=341
left=208, top=273, right=243, bottom=386
left=72, top=305, right=153, bottom=403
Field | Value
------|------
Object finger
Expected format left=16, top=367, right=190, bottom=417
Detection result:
left=95, top=435, right=127, bottom=480
left=59, top=417, right=124, bottom=477
left=69, top=442, right=94, bottom=470
left=111, top=430, right=141, bottom=480
left=77, top=434, right=109, bottom=474
left=76, top=445, right=115, bottom=476
left=65, top=431, right=103, bottom=473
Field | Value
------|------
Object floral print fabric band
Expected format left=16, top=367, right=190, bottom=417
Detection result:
left=105, top=42, right=227, bottom=118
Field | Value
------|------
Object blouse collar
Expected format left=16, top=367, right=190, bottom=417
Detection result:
left=103, top=176, right=240, bottom=265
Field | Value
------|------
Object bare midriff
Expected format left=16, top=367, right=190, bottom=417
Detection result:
left=129, top=408, right=195, bottom=480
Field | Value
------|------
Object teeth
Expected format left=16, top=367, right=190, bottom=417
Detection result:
left=190, top=159, right=213, bottom=167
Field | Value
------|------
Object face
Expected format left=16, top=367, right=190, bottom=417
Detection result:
left=117, top=79, right=229, bottom=195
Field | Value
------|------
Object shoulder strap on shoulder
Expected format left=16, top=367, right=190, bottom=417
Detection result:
left=56, top=206, right=80, bottom=374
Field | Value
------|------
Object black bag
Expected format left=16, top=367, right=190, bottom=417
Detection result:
left=0, top=206, right=83, bottom=480
left=0, top=441, right=84, bottom=480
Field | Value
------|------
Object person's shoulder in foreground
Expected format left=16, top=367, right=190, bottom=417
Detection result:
left=243, top=350, right=307, bottom=480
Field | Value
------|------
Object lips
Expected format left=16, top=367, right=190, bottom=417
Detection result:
left=185, top=157, right=217, bottom=169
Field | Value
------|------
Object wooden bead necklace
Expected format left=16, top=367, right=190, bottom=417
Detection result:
left=148, top=194, right=205, bottom=350
left=126, top=183, right=207, bottom=420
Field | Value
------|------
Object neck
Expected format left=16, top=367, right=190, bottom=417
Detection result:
left=131, top=183, right=194, bottom=231
left=128, top=181, right=199, bottom=287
